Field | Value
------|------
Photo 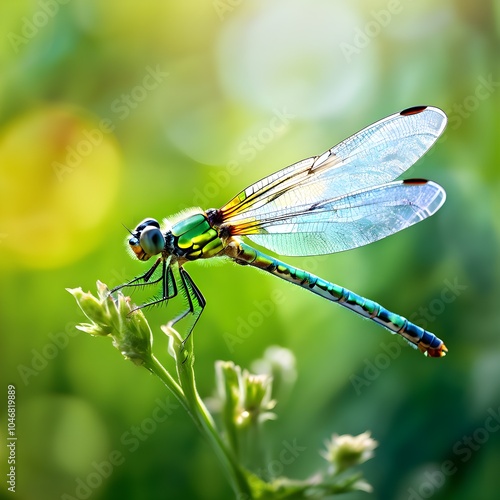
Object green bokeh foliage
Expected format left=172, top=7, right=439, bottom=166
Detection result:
left=1, top=1, right=499, bottom=499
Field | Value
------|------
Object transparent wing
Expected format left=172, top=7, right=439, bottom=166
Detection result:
left=219, top=106, right=446, bottom=226
left=239, top=180, right=446, bottom=256
left=217, top=106, right=447, bottom=256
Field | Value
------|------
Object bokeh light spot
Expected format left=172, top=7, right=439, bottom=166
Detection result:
left=0, top=105, right=121, bottom=268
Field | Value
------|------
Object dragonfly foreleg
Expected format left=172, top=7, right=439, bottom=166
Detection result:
left=130, top=263, right=178, bottom=311
left=109, top=257, right=164, bottom=295
left=166, top=266, right=206, bottom=344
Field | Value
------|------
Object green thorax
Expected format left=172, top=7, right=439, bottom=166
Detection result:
left=170, top=212, right=224, bottom=261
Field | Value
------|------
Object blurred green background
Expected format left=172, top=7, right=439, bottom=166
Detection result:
left=1, top=1, right=499, bottom=499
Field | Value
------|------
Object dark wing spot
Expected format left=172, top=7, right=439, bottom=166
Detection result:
left=403, top=178, right=429, bottom=185
left=400, top=105, right=428, bottom=116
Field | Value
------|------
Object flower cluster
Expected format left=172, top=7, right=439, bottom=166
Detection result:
left=67, top=281, right=153, bottom=365
left=68, top=282, right=379, bottom=498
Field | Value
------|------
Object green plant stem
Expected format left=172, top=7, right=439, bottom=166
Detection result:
left=145, top=344, right=252, bottom=499
left=178, top=338, right=252, bottom=499
left=144, top=354, right=188, bottom=414
left=69, top=285, right=378, bottom=499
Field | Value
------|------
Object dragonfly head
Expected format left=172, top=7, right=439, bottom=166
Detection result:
left=128, top=218, right=165, bottom=261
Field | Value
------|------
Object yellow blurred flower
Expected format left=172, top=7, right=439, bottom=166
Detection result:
left=0, top=105, right=121, bottom=268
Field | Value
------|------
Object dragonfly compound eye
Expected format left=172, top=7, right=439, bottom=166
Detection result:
left=135, top=218, right=160, bottom=232
left=140, top=226, right=165, bottom=256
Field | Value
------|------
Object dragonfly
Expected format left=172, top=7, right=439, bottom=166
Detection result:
left=111, top=105, right=448, bottom=357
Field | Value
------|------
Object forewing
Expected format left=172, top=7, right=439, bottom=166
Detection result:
left=220, top=106, right=446, bottom=228
left=241, top=180, right=445, bottom=256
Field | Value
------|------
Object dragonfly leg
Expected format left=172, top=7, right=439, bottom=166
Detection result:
left=166, top=266, right=206, bottom=347
left=109, top=257, right=164, bottom=295
left=129, top=263, right=178, bottom=311
left=111, top=257, right=205, bottom=349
